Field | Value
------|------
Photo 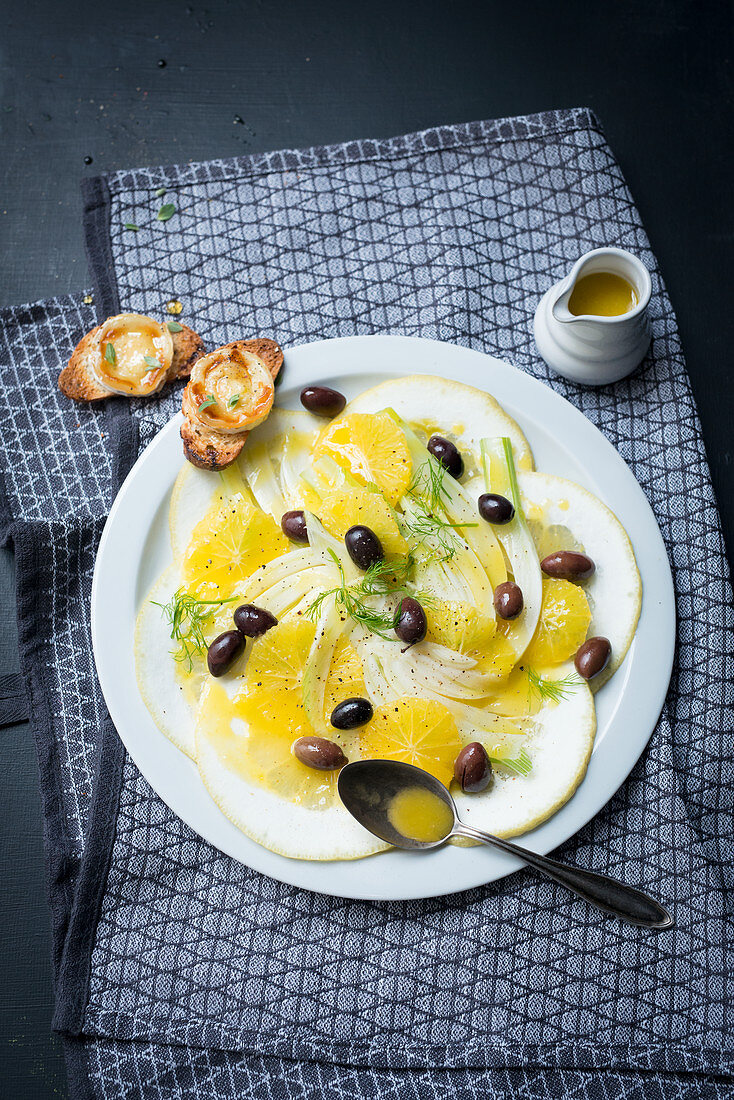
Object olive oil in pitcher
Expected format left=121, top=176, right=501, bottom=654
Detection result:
left=567, top=271, right=638, bottom=317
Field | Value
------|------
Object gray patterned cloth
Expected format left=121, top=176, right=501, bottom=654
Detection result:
left=1, top=108, right=732, bottom=1099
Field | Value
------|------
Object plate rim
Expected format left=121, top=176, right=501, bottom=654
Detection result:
left=92, top=334, right=675, bottom=901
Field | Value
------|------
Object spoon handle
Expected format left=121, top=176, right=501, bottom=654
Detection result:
left=453, top=823, right=672, bottom=929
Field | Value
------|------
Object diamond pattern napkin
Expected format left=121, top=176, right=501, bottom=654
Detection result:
left=0, top=108, right=731, bottom=1098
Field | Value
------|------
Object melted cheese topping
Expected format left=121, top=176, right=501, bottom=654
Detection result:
left=95, top=313, right=173, bottom=395
left=185, top=345, right=274, bottom=435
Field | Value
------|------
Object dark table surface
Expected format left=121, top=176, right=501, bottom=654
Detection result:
left=2, top=1, right=733, bottom=1094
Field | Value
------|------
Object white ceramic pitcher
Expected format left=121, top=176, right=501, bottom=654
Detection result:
left=533, top=247, right=652, bottom=385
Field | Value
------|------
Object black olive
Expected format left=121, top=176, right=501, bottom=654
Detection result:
left=234, top=604, right=278, bottom=638
left=207, top=630, right=245, bottom=677
left=454, top=742, right=493, bottom=792
left=300, top=385, right=347, bottom=418
left=345, top=525, right=383, bottom=570
left=427, top=435, right=464, bottom=479
left=395, top=596, right=427, bottom=645
left=493, top=581, right=523, bottom=620
left=478, top=492, right=515, bottom=525
left=293, top=736, right=348, bottom=770
left=574, top=636, right=611, bottom=680
left=281, top=509, right=309, bottom=543
left=331, top=696, right=373, bottom=730
left=541, top=551, right=595, bottom=582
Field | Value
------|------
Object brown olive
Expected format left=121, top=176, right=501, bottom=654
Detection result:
left=427, top=435, right=464, bottom=479
left=292, top=735, right=347, bottom=770
left=207, top=630, right=245, bottom=677
left=300, top=385, right=347, bottom=418
left=574, top=636, right=611, bottom=680
left=478, top=492, right=515, bottom=525
left=395, top=596, right=427, bottom=645
left=454, top=742, right=493, bottom=793
left=541, top=551, right=595, bottom=582
left=281, top=509, right=309, bottom=543
left=331, top=697, right=373, bottom=730
left=494, top=581, right=523, bottom=620
left=234, top=604, right=278, bottom=638
left=345, top=525, right=384, bottom=570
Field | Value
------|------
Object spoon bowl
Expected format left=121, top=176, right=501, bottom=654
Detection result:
left=337, top=759, right=456, bottom=850
left=338, top=759, right=673, bottom=929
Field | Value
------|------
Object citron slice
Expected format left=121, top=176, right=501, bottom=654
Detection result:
left=527, top=518, right=586, bottom=560
left=426, top=600, right=496, bottom=653
left=524, top=578, right=591, bottom=667
left=485, top=667, right=543, bottom=717
left=314, top=411, right=412, bottom=506
left=183, top=494, right=289, bottom=598
left=471, top=632, right=517, bottom=683
left=361, top=697, right=462, bottom=787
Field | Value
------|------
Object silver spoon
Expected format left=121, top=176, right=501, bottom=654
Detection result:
left=338, top=759, right=673, bottom=929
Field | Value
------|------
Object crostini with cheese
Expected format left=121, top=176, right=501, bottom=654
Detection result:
left=59, top=313, right=205, bottom=402
left=180, top=338, right=284, bottom=470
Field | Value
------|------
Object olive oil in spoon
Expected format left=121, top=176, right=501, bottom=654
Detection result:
left=338, top=760, right=672, bottom=929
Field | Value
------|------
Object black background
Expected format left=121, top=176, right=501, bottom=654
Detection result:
left=2, top=1, right=732, bottom=1094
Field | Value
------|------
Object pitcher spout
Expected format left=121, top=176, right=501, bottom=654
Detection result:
left=550, top=284, right=578, bottom=324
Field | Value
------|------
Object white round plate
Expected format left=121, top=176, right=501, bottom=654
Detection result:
left=92, top=335, right=675, bottom=901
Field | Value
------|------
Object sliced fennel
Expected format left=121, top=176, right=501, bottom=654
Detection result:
left=302, top=599, right=347, bottom=730
left=278, top=430, right=314, bottom=508
left=244, top=566, right=337, bottom=620
left=239, top=441, right=287, bottom=521
left=303, top=511, right=359, bottom=580
left=481, top=437, right=542, bottom=661
left=301, top=513, right=371, bottom=728
left=391, top=411, right=507, bottom=589
left=219, top=462, right=251, bottom=502
left=356, top=637, right=528, bottom=768
left=241, top=547, right=326, bottom=602
left=400, top=496, right=495, bottom=621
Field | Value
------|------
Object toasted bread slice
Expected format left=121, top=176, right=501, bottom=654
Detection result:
left=180, top=338, right=283, bottom=471
left=170, top=326, right=207, bottom=380
left=180, top=419, right=250, bottom=471
left=59, top=318, right=205, bottom=403
left=242, top=338, right=284, bottom=381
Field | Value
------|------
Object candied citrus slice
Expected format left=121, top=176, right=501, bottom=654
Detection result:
left=361, top=697, right=462, bottom=786
left=314, top=411, right=412, bottom=506
left=183, top=494, right=289, bottom=597
left=524, top=578, right=591, bottom=667
left=322, top=637, right=367, bottom=721
left=318, top=485, right=408, bottom=556
left=426, top=600, right=496, bottom=653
